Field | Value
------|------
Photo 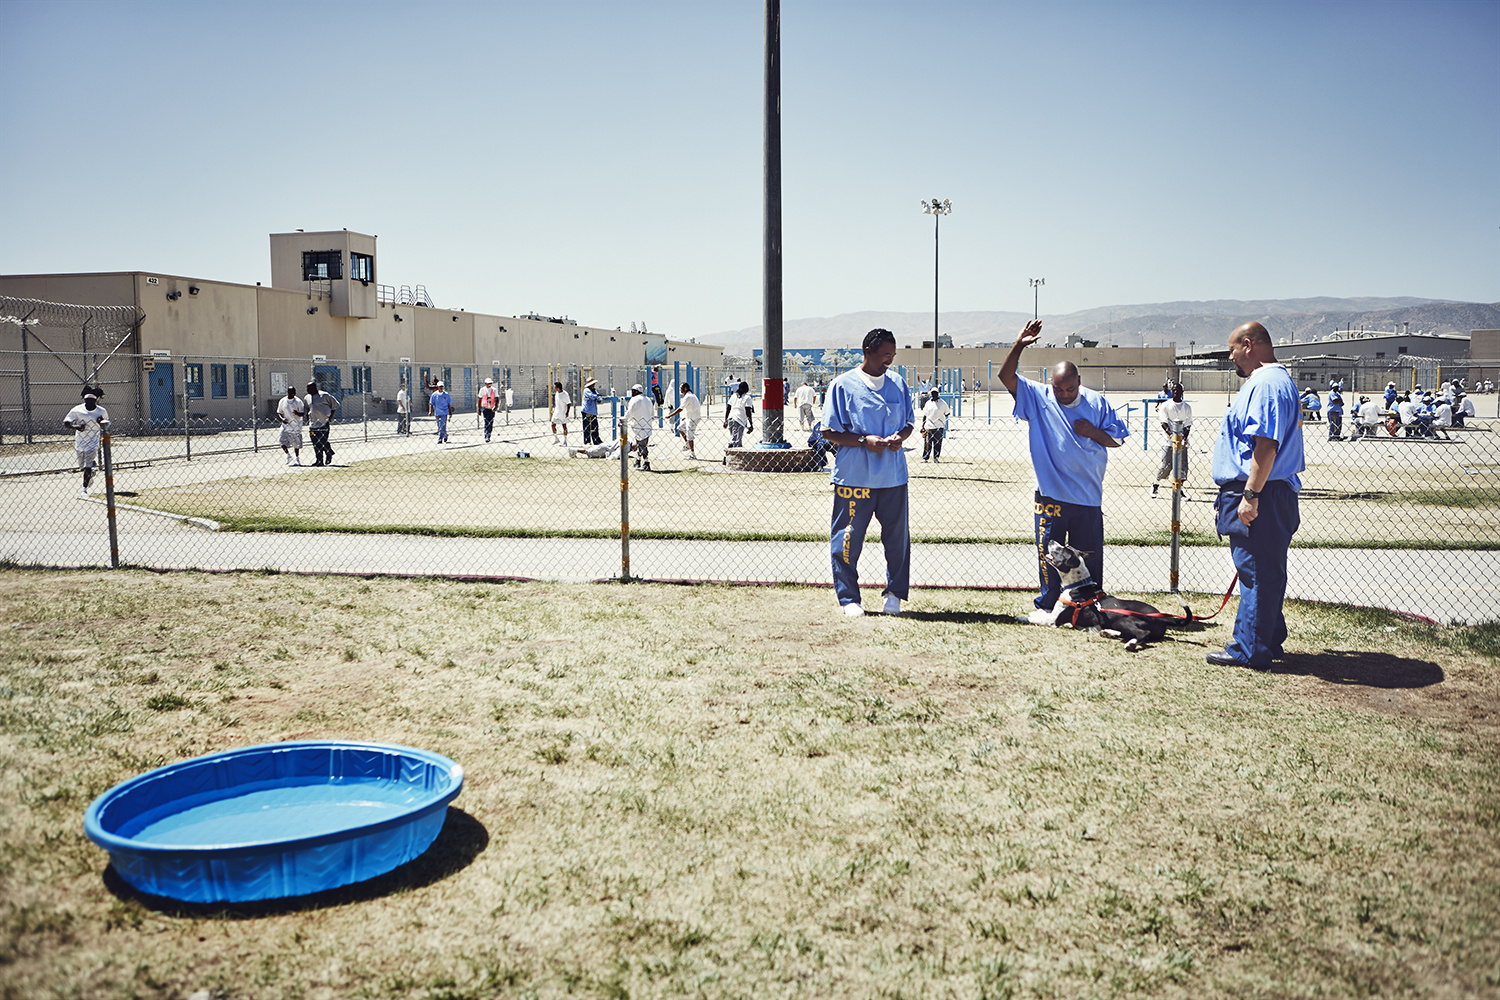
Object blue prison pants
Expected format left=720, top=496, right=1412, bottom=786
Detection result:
left=1033, top=491, right=1105, bottom=611
left=831, top=484, right=910, bottom=608
left=1217, top=480, right=1300, bottom=666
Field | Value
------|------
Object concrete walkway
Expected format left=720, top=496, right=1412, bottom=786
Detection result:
left=2, top=512, right=1493, bottom=623
left=3, top=409, right=1495, bottom=624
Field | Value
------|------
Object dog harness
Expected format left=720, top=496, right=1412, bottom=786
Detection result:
left=1059, top=583, right=1106, bottom=628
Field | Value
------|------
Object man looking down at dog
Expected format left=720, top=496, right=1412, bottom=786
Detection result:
left=1209, top=321, right=1304, bottom=668
left=1000, top=319, right=1129, bottom=614
left=820, top=328, right=915, bottom=617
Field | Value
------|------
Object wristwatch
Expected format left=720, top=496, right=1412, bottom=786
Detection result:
left=1242, top=487, right=1259, bottom=500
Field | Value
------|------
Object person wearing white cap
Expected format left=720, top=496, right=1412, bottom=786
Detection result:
left=429, top=380, right=453, bottom=443
left=478, top=376, right=499, bottom=442
left=551, top=381, right=572, bottom=445
left=64, top=386, right=110, bottom=499
left=793, top=380, right=819, bottom=431
left=581, top=378, right=602, bottom=445
left=625, top=384, right=655, bottom=470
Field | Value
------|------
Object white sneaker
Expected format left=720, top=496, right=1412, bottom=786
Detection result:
left=285, top=454, right=292, bottom=465
left=883, top=595, right=901, bottom=616
left=842, top=603, right=865, bottom=617
left=553, top=436, right=560, bottom=444
left=77, top=487, right=89, bottom=499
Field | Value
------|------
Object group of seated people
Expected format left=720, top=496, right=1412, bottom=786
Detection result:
left=1342, top=378, right=1478, bottom=440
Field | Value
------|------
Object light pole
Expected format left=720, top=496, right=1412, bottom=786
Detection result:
left=922, top=198, right=951, bottom=384
left=1029, top=277, right=1045, bottom=321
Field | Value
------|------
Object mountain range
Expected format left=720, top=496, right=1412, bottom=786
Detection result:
left=706, top=298, right=1500, bottom=357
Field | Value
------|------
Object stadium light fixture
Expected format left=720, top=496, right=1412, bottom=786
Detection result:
left=921, top=198, right=951, bottom=382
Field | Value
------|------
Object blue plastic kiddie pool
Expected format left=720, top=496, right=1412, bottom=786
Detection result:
left=84, top=741, right=464, bottom=903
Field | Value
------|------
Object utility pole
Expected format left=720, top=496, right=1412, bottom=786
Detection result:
left=760, top=0, right=786, bottom=447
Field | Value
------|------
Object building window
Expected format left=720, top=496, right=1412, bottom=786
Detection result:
left=1375, top=352, right=1386, bottom=359
left=234, top=364, right=250, bottom=397
left=301, top=250, right=342, bottom=281
left=313, top=366, right=341, bottom=395
left=1398, top=346, right=1408, bottom=354
left=185, top=364, right=203, bottom=398
left=211, top=363, right=227, bottom=398
left=419, top=367, right=431, bottom=395
left=350, top=253, right=374, bottom=283
left=352, top=366, right=373, bottom=393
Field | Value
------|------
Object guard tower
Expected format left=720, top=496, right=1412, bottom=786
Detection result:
left=269, top=230, right=378, bottom=319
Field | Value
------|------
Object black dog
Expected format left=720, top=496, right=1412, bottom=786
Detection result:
left=1030, top=540, right=1188, bottom=651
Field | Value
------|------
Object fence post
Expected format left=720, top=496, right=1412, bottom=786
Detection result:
left=102, top=429, right=120, bottom=569
left=1168, top=419, right=1186, bottom=598
left=620, top=420, right=631, bottom=582
left=363, top=388, right=368, bottom=443
left=251, top=363, right=259, bottom=453
left=182, top=356, right=192, bottom=461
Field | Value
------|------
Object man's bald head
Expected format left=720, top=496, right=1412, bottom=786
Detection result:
left=1231, top=321, right=1272, bottom=348
left=1050, top=360, right=1082, bottom=406
left=1228, top=321, right=1276, bottom=378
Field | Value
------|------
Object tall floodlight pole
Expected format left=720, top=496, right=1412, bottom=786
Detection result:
left=1030, top=277, right=1045, bottom=321
left=760, top=0, right=786, bottom=447
left=922, top=198, right=951, bottom=384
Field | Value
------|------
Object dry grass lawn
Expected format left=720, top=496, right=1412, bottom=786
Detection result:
left=1, top=570, right=1497, bottom=999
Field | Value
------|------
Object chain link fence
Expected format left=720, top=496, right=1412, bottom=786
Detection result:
left=3, top=302, right=1497, bottom=624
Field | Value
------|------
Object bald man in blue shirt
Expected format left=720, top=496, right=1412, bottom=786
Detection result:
left=1209, top=321, right=1305, bottom=668
left=1001, top=320, right=1130, bottom=613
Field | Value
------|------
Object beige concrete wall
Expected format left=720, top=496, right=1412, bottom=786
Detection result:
left=0, top=272, right=137, bottom=309
left=135, top=275, right=259, bottom=358
left=414, top=309, right=474, bottom=364
left=255, top=286, right=345, bottom=360
left=344, top=303, right=414, bottom=368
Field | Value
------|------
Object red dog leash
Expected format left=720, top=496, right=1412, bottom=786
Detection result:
left=1060, top=572, right=1239, bottom=625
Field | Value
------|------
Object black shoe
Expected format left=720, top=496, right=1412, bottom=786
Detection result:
left=1151, top=483, right=1159, bottom=496
left=1206, top=649, right=1249, bottom=666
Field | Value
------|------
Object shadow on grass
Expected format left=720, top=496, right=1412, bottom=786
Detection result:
left=899, top=610, right=1026, bottom=625
left=101, top=806, right=488, bottom=919
left=1271, top=651, right=1445, bottom=689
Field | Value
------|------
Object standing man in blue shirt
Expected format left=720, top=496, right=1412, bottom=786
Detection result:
left=1209, top=321, right=1305, bottom=668
left=428, top=380, right=453, bottom=443
left=820, top=329, right=916, bottom=617
left=581, top=378, right=603, bottom=445
left=1000, top=320, right=1130, bottom=613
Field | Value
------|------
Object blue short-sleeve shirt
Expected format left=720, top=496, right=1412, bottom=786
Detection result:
left=1011, top=376, right=1130, bottom=507
left=823, top=368, right=915, bottom=489
left=583, top=387, right=600, bottom=415
left=1211, top=364, right=1305, bottom=490
left=431, top=391, right=452, bottom=416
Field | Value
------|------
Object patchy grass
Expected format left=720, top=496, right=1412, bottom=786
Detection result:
left=0, top=570, right=1496, bottom=999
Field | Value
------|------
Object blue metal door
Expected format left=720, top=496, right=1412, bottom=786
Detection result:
left=149, top=363, right=175, bottom=427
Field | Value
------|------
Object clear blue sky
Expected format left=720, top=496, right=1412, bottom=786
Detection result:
left=3, top=0, right=1495, bottom=340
